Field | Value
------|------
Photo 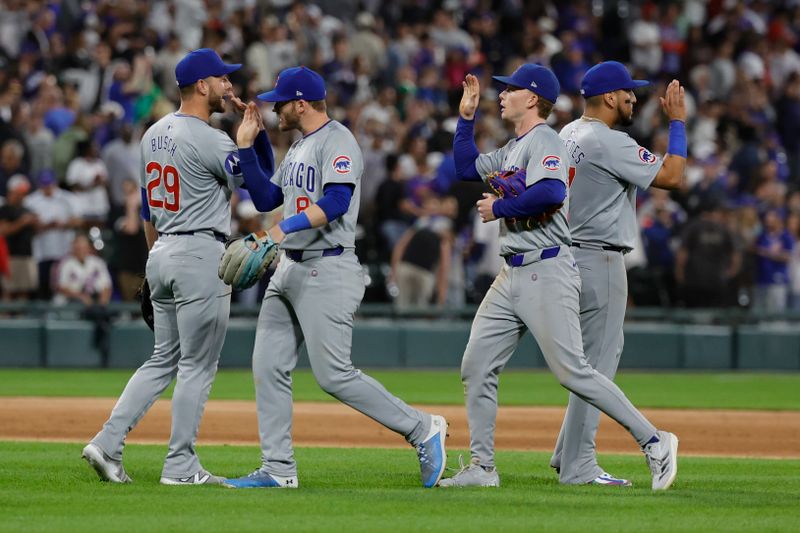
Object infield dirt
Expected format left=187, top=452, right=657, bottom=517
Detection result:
left=1, top=397, right=798, bottom=458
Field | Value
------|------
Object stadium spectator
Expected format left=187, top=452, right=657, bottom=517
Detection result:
left=101, top=123, right=139, bottom=213
left=675, top=201, right=740, bottom=308
left=0, top=175, right=38, bottom=300
left=753, top=209, right=794, bottom=312
left=0, top=139, right=27, bottom=197
left=23, top=169, right=80, bottom=300
left=53, top=233, right=113, bottom=362
left=390, top=207, right=454, bottom=310
left=65, top=139, right=110, bottom=225
left=108, top=179, right=147, bottom=302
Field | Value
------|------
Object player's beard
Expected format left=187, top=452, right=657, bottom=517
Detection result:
left=209, top=90, right=226, bottom=114
left=278, top=103, right=300, bottom=131
left=618, top=102, right=634, bottom=126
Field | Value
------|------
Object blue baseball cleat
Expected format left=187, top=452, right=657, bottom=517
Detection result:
left=416, top=415, right=448, bottom=488
left=222, top=469, right=298, bottom=489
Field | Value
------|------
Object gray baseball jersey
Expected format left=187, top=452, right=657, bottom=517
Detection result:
left=91, top=112, right=237, bottom=480
left=272, top=120, right=362, bottom=250
left=453, top=122, right=659, bottom=478
left=550, top=117, right=664, bottom=484
left=475, top=124, right=571, bottom=255
left=249, top=118, right=437, bottom=480
left=560, top=117, right=662, bottom=249
left=139, top=112, right=244, bottom=236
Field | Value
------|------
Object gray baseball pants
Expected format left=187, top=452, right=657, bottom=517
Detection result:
left=253, top=250, right=430, bottom=477
left=460, top=246, right=656, bottom=469
left=550, top=246, right=628, bottom=484
left=91, top=233, right=230, bottom=478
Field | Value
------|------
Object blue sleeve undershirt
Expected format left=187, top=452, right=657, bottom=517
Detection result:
left=140, top=188, right=150, bottom=221
left=239, top=145, right=284, bottom=212
left=453, top=117, right=482, bottom=181
left=252, top=130, right=275, bottom=178
left=492, top=179, right=566, bottom=219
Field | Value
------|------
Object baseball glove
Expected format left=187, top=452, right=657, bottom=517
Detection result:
left=486, top=169, right=563, bottom=229
left=487, top=169, right=528, bottom=199
left=136, top=278, right=154, bottom=331
left=218, top=232, right=279, bottom=290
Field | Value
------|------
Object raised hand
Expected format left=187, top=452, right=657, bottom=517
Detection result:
left=227, top=94, right=248, bottom=115
left=460, top=74, right=481, bottom=120
left=236, top=103, right=261, bottom=148
left=660, top=79, right=686, bottom=123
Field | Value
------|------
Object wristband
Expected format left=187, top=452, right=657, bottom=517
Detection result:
left=667, top=120, right=687, bottom=157
left=278, top=212, right=312, bottom=234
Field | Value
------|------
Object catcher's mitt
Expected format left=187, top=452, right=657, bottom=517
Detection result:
left=218, top=232, right=278, bottom=290
left=137, top=278, right=154, bottom=331
left=486, top=169, right=563, bottom=230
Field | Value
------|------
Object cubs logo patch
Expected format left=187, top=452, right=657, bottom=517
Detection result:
left=638, top=147, right=657, bottom=164
left=541, top=155, right=561, bottom=171
left=225, top=152, right=241, bottom=175
left=333, top=155, right=352, bottom=174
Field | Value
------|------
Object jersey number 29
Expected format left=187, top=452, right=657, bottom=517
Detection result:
left=146, top=161, right=180, bottom=212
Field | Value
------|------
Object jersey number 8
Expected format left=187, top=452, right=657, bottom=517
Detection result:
left=146, top=161, right=180, bottom=212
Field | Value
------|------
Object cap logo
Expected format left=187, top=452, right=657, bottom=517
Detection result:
left=541, top=155, right=561, bottom=171
left=333, top=155, right=352, bottom=174
left=296, top=90, right=303, bottom=96
left=530, top=81, right=538, bottom=88
left=638, top=147, right=657, bottom=164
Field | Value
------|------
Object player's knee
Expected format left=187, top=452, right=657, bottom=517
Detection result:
left=313, top=370, right=352, bottom=396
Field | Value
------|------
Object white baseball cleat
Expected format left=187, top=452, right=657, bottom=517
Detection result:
left=588, top=472, right=632, bottom=487
left=82, top=443, right=132, bottom=483
left=643, top=431, right=679, bottom=490
left=160, top=469, right=224, bottom=485
left=438, top=455, right=500, bottom=488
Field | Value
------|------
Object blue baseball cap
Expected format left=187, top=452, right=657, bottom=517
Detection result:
left=37, top=169, right=56, bottom=186
left=580, top=61, right=649, bottom=98
left=492, top=63, right=560, bottom=103
left=175, top=48, right=241, bottom=88
left=257, top=66, right=326, bottom=102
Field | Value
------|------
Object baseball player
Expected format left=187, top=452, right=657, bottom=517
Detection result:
left=550, top=62, right=687, bottom=486
left=82, top=48, right=258, bottom=485
left=221, top=66, right=447, bottom=489
left=438, top=64, right=678, bottom=490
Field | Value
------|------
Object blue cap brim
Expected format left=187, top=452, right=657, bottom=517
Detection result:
left=257, top=89, right=292, bottom=102
left=491, top=75, right=524, bottom=88
left=218, top=64, right=242, bottom=76
left=624, top=80, right=650, bottom=90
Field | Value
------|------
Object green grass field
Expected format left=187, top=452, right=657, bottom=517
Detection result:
left=1, top=369, right=799, bottom=409
left=0, top=443, right=798, bottom=533
left=1, top=369, right=799, bottom=532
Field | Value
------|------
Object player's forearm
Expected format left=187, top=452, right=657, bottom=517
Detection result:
left=143, top=220, right=158, bottom=250
left=652, top=154, right=686, bottom=190
left=453, top=117, right=481, bottom=181
left=492, top=179, right=566, bottom=219
left=652, top=121, right=687, bottom=190
left=239, top=147, right=284, bottom=212
left=252, top=130, right=275, bottom=176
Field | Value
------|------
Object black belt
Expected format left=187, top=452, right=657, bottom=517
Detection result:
left=572, top=242, right=628, bottom=253
left=160, top=230, right=227, bottom=243
left=285, top=246, right=345, bottom=262
left=504, top=246, right=561, bottom=267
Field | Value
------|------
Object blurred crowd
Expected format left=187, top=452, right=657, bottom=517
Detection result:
left=2, top=0, right=800, bottom=313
